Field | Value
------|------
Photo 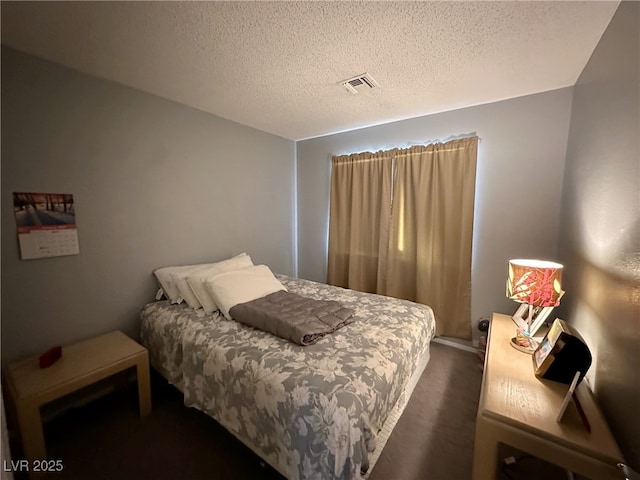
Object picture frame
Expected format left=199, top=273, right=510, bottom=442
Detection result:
left=556, top=371, right=581, bottom=422
left=511, top=304, right=553, bottom=337
left=532, top=318, right=592, bottom=385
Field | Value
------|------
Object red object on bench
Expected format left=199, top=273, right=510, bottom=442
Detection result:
left=39, top=346, right=62, bottom=368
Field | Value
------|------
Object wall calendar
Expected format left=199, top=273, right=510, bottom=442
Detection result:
left=13, top=192, right=80, bottom=260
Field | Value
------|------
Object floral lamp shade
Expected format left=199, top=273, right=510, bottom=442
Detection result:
left=506, top=259, right=564, bottom=307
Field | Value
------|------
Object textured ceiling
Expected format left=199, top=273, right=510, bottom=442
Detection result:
left=1, top=1, right=619, bottom=140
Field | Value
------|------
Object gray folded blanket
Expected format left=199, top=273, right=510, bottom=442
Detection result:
left=229, top=290, right=355, bottom=346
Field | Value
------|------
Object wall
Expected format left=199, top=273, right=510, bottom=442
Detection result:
left=557, top=1, right=639, bottom=467
left=1, top=47, right=296, bottom=365
left=296, top=89, right=573, bottom=343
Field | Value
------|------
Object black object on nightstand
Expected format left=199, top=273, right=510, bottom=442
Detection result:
left=477, top=317, right=490, bottom=369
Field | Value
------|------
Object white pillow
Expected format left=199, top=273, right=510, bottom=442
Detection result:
left=153, top=264, right=202, bottom=304
left=172, top=265, right=211, bottom=309
left=203, top=265, right=286, bottom=320
left=153, top=253, right=251, bottom=305
left=186, top=254, right=254, bottom=314
left=172, top=253, right=252, bottom=309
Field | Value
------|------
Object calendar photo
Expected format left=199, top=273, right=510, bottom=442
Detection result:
left=13, top=192, right=80, bottom=260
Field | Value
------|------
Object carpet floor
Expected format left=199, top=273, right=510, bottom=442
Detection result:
left=7, top=342, right=572, bottom=480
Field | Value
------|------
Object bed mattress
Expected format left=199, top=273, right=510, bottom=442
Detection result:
left=140, top=274, right=435, bottom=480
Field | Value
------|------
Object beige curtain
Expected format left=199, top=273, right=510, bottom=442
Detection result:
left=381, top=138, right=478, bottom=338
left=327, top=151, right=392, bottom=293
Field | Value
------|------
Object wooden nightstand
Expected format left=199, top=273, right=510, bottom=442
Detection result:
left=4, top=331, right=152, bottom=473
left=472, top=313, right=624, bottom=479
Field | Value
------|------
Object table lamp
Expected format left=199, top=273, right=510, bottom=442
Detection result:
left=506, top=259, right=564, bottom=353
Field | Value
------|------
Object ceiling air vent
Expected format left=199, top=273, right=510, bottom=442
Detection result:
left=340, top=73, right=379, bottom=94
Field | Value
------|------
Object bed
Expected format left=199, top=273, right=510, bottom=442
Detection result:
left=140, top=274, right=435, bottom=480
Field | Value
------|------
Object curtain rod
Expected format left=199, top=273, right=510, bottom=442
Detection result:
left=407, top=133, right=480, bottom=146
left=334, top=135, right=479, bottom=160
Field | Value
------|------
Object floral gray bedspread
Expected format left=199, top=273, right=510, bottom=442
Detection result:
left=140, top=275, right=435, bottom=480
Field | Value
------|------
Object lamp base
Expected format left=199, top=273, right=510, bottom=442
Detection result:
left=510, top=334, right=538, bottom=354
